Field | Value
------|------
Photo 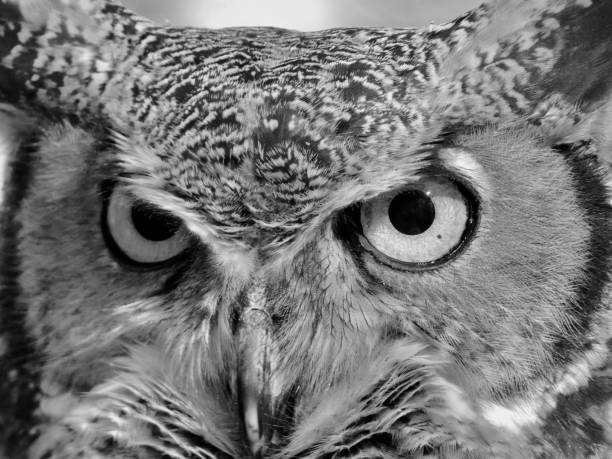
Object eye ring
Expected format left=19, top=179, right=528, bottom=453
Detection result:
left=358, top=176, right=479, bottom=271
left=101, top=185, right=193, bottom=269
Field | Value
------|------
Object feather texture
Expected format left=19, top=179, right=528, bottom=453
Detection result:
left=0, top=0, right=611, bottom=457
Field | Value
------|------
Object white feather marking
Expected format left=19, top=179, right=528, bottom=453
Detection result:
left=481, top=400, right=540, bottom=434
left=482, top=326, right=610, bottom=435
left=0, top=106, right=26, bottom=207
left=438, top=147, right=490, bottom=197
left=213, top=246, right=256, bottom=281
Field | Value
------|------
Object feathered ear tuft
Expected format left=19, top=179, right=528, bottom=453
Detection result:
left=0, top=0, right=149, bottom=116
left=436, top=0, right=612, bottom=161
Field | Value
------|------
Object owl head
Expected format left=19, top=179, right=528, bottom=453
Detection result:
left=1, top=0, right=611, bottom=457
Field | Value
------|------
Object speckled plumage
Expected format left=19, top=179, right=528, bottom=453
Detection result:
left=0, top=0, right=611, bottom=458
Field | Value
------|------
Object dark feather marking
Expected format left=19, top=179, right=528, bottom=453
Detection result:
left=549, top=0, right=612, bottom=110
left=537, top=375, right=612, bottom=457
left=0, top=131, right=43, bottom=458
left=552, top=143, right=612, bottom=362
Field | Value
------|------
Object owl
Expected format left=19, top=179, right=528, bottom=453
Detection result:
left=0, top=0, right=611, bottom=457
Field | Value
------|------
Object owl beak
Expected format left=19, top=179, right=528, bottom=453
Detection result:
left=237, top=282, right=280, bottom=457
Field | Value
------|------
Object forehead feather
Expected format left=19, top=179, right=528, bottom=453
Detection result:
left=112, top=26, right=450, bottom=237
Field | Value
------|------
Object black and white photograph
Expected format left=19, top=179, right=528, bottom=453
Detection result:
left=0, top=0, right=611, bottom=457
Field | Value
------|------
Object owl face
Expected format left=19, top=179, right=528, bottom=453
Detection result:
left=1, top=1, right=612, bottom=458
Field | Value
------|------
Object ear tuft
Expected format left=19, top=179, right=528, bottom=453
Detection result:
left=0, top=0, right=149, bottom=116
left=435, top=0, right=612, bottom=163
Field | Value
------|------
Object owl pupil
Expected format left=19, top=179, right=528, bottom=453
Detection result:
left=131, top=204, right=181, bottom=241
left=388, top=190, right=435, bottom=235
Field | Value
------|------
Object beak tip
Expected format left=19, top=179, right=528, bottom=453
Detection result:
left=243, top=389, right=265, bottom=455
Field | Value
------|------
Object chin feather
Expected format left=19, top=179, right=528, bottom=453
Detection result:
left=32, top=345, right=241, bottom=459
left=277, top=342, right=527, bottom=459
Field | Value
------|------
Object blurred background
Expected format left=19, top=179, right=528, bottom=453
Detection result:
left=121, top=0, right=483, bottom=30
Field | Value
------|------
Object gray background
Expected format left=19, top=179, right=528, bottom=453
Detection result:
left=121, top=1, right=483, bottom=30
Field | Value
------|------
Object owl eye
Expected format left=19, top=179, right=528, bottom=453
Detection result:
left=104, top=186, right=191, bottom=266
left=359, top=176, right=477, bottom=268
